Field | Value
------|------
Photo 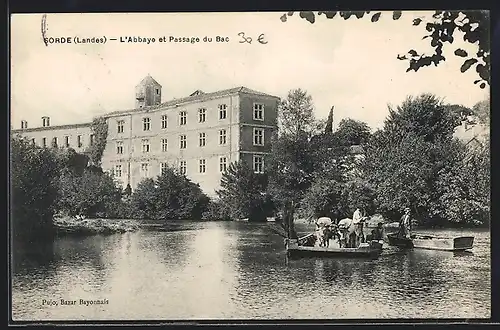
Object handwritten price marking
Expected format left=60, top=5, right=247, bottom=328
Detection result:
left=238, top=32, right=268, bottom=45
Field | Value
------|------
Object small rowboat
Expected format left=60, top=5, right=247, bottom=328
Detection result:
left=285, top=233, right=383, bottom=259
left=387, top=233, right=474, bottom=251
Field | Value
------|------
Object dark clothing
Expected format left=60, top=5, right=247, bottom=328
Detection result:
left=371, top=227, right=383, bottom=241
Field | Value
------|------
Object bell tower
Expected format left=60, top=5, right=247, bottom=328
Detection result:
left=135, top=74, right=162, bottom=109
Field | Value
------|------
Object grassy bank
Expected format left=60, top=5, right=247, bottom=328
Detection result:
left=53, top=216, right=140, bottom=236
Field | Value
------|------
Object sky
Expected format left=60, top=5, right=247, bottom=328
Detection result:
left=10, top=12, right=490, bottom=131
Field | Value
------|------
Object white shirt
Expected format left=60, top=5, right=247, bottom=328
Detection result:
left=352, top=209, right=362, bottom=224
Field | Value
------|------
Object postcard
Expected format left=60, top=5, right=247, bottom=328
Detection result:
left=10, top=11, right=491, bottom=323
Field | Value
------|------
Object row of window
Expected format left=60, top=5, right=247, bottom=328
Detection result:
left=117, top=103, right=265, bottom=133
left=115, top=128, right=265, bottom=154
left=32, top=134, right=94, bottom=148
left=113, top=155, right=265, bottom=178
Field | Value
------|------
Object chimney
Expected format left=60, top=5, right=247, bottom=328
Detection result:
left=21, top=120, right=28, bottom=129
left=42, top=116, right=50, bottom=127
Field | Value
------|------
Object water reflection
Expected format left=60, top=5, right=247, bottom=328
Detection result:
left=11, top=223, right=490, bottom=321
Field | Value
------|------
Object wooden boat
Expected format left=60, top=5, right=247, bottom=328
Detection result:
left=285, top=233, right=383, bottom=259
left=387, top=232, right=474, bottom=251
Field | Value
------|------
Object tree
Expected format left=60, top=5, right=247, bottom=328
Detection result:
left=130, top=178, right=158, bottom=220
left=384, top=94, right=457, bottom=143
left=155, top=168, right=209, bottom=220
left=11, top=136, right=61, bottom=239
left=278, top=88, right=317, bottom=138
left=56, top=168, right=122, bottom=218
left=129, top=167, right=209, bottom=221
left=472, top=98, right=490, bottom=125
left=324, top=106, right=334, bottom=134
left=216, top=161, right=271, bottom=222
left=361, top=94, right=476, bottom=226
left=335, top=118, right=372, bottom=146
left=280, top=10, right=490, bottom=88
left=443, top=104, right=474, bottom=126
left=433, top=138, right=490, bottom=227
left=268, top=89, right=321, bottom=237
left=86, top=116, right=108, bottom=166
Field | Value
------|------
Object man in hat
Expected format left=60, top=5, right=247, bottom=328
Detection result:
left=399, top=208, right=412, bottom=239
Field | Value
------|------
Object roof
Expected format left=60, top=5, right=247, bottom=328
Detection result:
left=104, top=86, right=280, bottom=118
left=11, top=122, right=92, bottom=133
left=453, top=123, right=489, bottom=146
left=350, top=145, right=364, bottom=155
left=137, top=75, right=162, bottom=87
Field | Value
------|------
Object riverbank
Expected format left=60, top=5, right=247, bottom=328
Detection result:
left=53, top=216, right=140, bottom=236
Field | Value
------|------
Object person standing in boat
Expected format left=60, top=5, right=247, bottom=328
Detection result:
left=399, top=208, right=412, bottom=239
left=352, top=208, right=365, bottom=247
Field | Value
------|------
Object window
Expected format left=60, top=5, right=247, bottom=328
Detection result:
left=198, top=108, right=206, bottom=123
left=114, top=165, right=122, bottom=177
left=253, top=128, right=264, bottom=146
left=199, top=132, right=206, bottom=147
left=42, top=137, right=47, bottom=147
left=161, top=162, right=168, bottom=175
left=116, top=141, right=124, bottom=154
left=77, top=135, right=82, bottom=148
left=253, top=155, right=264, bottom=173
left=143, top=117, right=151, bottom=131
left=199, top=159, right=206, bottom=173
left=219, top=129, right=227, bottom=145
left=161, top=115, right=168, bottom=129
left=117, top=120, right=124, bottom=133
left=219, top=157, right=227, bottom=172
left=31, top=138, right=36, bottom=145
left=161, top=138, right=168, bottom=152
left=142, top=139, right=150, bottom=153
left=90, top=134, right=95, bottom=146
left=219, top=104, right=227, bottom=120
left=253, top=103, right=264, bottom=121
left=179, top=160, right=187, bottom=175
left=180, top=111, right=187, bottom=125
left=64, top=136, right=70, bottom=147
left=52, top=137, right=58, bottom=148
left=156, top=88, right=160, bottom=95
left=180, top=135, right=187, bottom=149
left=140, top=163, right=150, bottom=178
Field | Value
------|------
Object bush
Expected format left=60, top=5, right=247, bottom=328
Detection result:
left=130, top=167, right=210, bottom=220
left=56, top=168, right=123, bottom=218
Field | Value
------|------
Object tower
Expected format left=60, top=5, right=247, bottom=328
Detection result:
left=135, top=75, right=162, bottom=109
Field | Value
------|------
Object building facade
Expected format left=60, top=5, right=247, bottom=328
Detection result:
left=13, top=75, right=280, bottom=197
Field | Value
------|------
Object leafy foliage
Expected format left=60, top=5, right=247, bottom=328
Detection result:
left=216, top=161, right=272, bottom=222
left=384, top=94, right=457, bottom=143
left=472, top=97, right=490, bottom=125
left=335, top=118, right=372, bottom=146
left=435, top=141, right=490, bottom=226
left=57, top=168, right=122, bottom=218
left=281, top=10, right=490, bottom=88
left=86, top=116, right=109, bottom=166
left=11, top=136, right=61, bottom=239
left=324, top=106, right=334, bottom=134
left=129, top=167, right=209, bottom=220
left=278, top=88, right=318, bottom=138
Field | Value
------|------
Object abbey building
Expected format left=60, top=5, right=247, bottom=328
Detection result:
left=12, top=75, right=280, bottom=197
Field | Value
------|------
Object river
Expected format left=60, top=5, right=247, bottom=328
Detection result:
left=11, top=221, right=490, bottom=321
